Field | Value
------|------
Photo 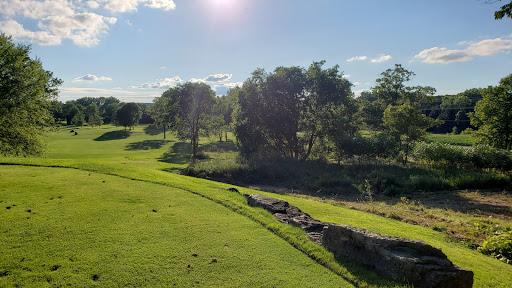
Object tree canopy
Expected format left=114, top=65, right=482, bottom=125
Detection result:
left=0, top=34, right=62, bottom=156
left=494, top=0, right=512, bottom=20
left=115, top=102, right=142, bottom=130
left=469, top=73, right=512, bottom=150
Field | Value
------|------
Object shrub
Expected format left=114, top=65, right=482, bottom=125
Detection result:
left=364, top=170, right=401, bottom=196
left=478, top=232, right=512, bottom=264
left=470, top=145, right=512, bottom=171
left=412, top=142, right=467, bottom=168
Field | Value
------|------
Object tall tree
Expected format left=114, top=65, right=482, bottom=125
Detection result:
left=0, top=34, right=62, bottom=156
left=170, top=83, right=216, bottom=160
left=383, top=103, right=439, bottom=165
left=85, top=104, right=103, bottom=127
left=149, top=94, right=173, bottom=139
left=233, top=62, right=353, bottom=160
left=115, top=103, right=142, bottom=130
left=469, top=73, right=512, bottom=149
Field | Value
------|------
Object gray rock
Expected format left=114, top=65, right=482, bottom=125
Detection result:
left=322, top=224, right=473, bottom=288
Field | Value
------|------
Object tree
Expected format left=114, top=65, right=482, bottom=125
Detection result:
left=469, top=74, right=512, bottom=149
left=149, top=94, right=173, bottom=139
left=0, top=34, right=62, bottom=156
left=233, top=61, right=354, bottom=161
left=366, top=64, right=436, bottom=130
left=115, top=103, right=142, bottom=130
left=383, top=104, right=439, bottom=165
left=71, top=110, right=85, bottom=127
left=172, top=82, right=216, bottom=160
left=494, top=0, right=512, bottom=19
left=85, top=104, right=103, bottom=127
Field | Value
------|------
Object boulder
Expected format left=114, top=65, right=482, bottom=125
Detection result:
left=322, top=224, right=473, bottom=288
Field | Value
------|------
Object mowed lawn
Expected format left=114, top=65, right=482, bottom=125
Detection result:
left=0, top=165, right=350, bottom=287
left=1, top=124, right=512, bottom=287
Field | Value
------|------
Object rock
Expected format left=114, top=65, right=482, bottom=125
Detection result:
left=244, top=194, right=326, bottom=244
left=322, top=224, right=473, bottom=288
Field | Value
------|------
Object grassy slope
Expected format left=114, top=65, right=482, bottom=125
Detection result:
left=0, top=166, right=349, bottom=287
left=1, top=125, right=511, bottom=287
left=425, top=133, right=473, bottom=146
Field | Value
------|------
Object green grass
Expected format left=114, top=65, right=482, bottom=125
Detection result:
left=425, top=132, right=473, bottom=146
left=1, top=124, right=512, bottom=287
left=0, top=165, right=351, bottom=287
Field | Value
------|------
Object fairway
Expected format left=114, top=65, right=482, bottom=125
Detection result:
left=0, top=165, right=350, bottom=287
left=2, top=125, right=512, bottom=287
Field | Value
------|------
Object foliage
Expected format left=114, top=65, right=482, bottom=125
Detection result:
left=383, top=103, right=440, bottom=164
left=163, top=82, right=217, bottom=160
left=0, top=34, right=62, bottom=156
left=71, top=109, right=85, bottom=127
left=233, top=61, right=354, bottom=161
left=494, top=0, right=512, bottom=19
left=478, top=232, right=512, bottom=264
left=115, top=102, right=142, bottom=130
left=148, top=95, right=172, bottom=139
left=413, top=142, right=512, bottom=171
left=469, top=74, right=512, bottom=150
left=85, top=104, right=103, bottom=127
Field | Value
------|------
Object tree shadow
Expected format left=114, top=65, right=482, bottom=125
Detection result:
left=158, top=142, right=192, bottom=165
left=144, top=125, right=163, bottom=136
left=200, top=140, right=237, bottom=153
left=94, top=130, right=130, bottom=141
left=125, top=140, right=171, bottom=151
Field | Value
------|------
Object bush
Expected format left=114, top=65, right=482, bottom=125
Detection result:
left=412, top=142, right=467, bottom=168
left=471, top=145, right=512, bottom=171
left=364, top=170, right=402, bottom=196
left=478, top=232, right=512, bottom=264
left=413, top=142, right=512, bottom=171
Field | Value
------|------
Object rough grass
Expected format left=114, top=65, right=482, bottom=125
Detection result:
left=425, top=133, right=473, bottom=146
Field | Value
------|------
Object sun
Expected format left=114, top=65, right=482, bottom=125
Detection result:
left=214, top=0, right=232, bottom=5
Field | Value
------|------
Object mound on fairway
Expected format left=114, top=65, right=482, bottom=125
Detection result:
left=0, top=166, right=350, bottom=287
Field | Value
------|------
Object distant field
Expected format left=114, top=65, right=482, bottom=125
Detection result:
left=1, top=124, right=511, bottom=287
left=425, top=133, right=473, bottom=146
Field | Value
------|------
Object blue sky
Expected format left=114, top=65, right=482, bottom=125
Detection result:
left=1, top=0, right=511, bottom=102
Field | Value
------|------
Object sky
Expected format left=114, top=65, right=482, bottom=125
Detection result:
left=1, top=0, right=511, bottom=103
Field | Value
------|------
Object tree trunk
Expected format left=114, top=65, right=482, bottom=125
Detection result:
left=163, top=122, right=166, bottom=139
left=302, top=128, right=316, bottom=161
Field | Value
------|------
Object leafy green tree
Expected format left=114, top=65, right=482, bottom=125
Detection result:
left=173, top=83, right=216, bottom=160
left=71, top=110, right=85, bottom=127
left=233, top=61, right=353, bottom=160
left=383, top=103, right=439, bottom=165
left=494, top=0, right=512, bottom=19
left=0, top=34, right=62, bottom=156
left=115, top=102, right=142, bottom=130
left=469, top=74, right=512, bottom=150
left=85, top=104, right=103, bottom=127
left=149, top=95, right=173, bottom=139
left=366, top=64, right=436, bottom=130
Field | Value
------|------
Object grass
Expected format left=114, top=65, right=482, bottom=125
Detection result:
left=425, top=132, right=473, bottom=146
left=0, top=166, right=350, bottom=287
left=1, top=124, right=512, bottom=287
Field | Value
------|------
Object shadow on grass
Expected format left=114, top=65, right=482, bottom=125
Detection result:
left=125, top=140, right=171, bottom=151
left=144, top=125, right=163, bottom=136
left=200, top=140, right=237, bottom=153
left=94, top=130, right=130, bottom=141
left=158, top=142, right=191, bottom=165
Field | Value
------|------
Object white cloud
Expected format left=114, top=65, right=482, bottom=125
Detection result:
left=73, top=74, right=112, bottom=82
left=370, top=54, right=392, bottom=63
left=353, top=82, right=361, bottom=86
left=342, top=74, right=350, bottom=79
left=413, top=35, right=512, bottom=64
left=213, top=82, right=243, bottom=89
left=100, top=0, right=176, bottom=13
left=0, top=19, right=61, bottom=45
left=346, top=56, right=367, bottom=62
left=204, top=73, right=232, bottom=82
left=0, top=0, right=176, bottom=47
left=86, top=1, right=100, bottom=9
left=59, top=87, right=160, bottom=103
left=129, top=76, right=182, bottom=89
left=354, top=89, right=371, bottom=97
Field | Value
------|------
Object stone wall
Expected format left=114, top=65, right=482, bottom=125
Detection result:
left=243, top=193, right=474, bottom=288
